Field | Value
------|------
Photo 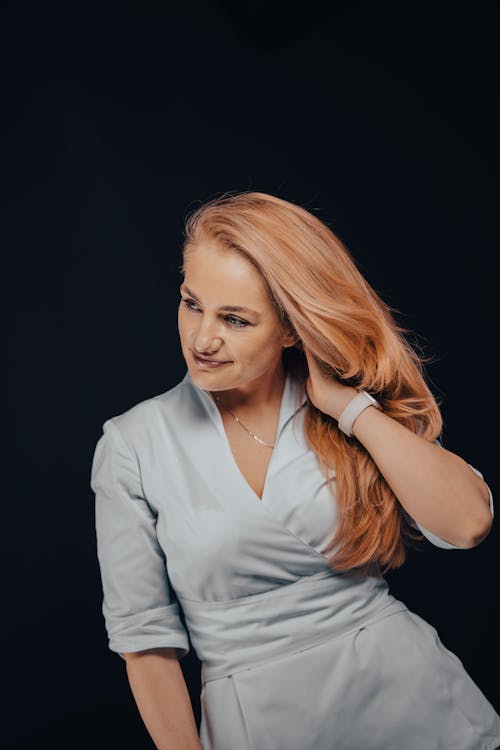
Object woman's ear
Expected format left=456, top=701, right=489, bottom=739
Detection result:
left=282, top=329, right=302, bottom=349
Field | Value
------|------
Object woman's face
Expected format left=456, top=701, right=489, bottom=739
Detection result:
left=178, top=241, right=294, bottom=392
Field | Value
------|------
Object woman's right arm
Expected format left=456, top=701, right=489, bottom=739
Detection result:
left=91, top=420, right=199, bottom=746
left=123, top=647, right=202, bottom=750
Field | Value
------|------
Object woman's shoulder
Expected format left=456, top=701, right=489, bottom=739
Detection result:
left=101, top=373, right=189, bottom=451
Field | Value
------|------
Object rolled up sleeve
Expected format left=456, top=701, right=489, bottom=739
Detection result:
left=90, top=418, right=190, bottom=660
left=406, top=438, right=494, bottom=550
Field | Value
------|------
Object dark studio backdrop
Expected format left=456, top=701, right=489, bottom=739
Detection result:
left=4, top=1, right=498, bottom=747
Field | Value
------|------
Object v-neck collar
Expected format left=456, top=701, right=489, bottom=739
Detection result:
left=181, top=366, right=307, bottom=445
left=181, top=365, right=308, bottom=505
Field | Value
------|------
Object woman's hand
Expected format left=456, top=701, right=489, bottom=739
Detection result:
left=303, top=346, right=358, bottom=421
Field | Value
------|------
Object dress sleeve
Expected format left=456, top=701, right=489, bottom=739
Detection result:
left=90, top=418, right=190, bottom=660
left=405, top=438, right=494, bottom=550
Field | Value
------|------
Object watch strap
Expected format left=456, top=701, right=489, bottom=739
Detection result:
left=337, top=391, right=382, bottom=437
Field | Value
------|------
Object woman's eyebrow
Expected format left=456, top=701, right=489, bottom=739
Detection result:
left=180, top=285, right=261, bottom=317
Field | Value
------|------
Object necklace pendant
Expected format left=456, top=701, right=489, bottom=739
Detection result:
left=214, top=393, right=275, bottom=448
left=251, top=432, right=274, bottom=448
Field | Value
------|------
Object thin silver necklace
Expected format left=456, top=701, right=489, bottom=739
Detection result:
left=213, top=393, right=275, bottom=448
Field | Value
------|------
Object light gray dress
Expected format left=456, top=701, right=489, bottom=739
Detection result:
left=90, top=367, right=500, bottom=750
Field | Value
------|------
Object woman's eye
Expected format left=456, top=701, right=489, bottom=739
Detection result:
left=182, top=298, right=248, bottom=328
left=226, top=315, right=248, bottom=328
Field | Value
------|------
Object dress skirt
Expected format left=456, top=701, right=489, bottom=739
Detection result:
left=198, top=605, right=500, bottom=750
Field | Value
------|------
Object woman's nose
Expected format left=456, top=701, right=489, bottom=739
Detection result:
left=192, top=319, right=223, bottom=351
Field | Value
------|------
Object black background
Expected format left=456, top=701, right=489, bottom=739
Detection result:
left=4, top=1, right=499, bottom=747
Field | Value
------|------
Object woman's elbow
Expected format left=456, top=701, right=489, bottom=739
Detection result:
left=467, top=516, right=494, bottom=548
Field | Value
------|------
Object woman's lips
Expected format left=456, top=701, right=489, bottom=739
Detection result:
left=192, top=352, right=231, bottom=369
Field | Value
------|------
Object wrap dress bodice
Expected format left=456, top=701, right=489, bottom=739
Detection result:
left=91, top=367, right=500, bottom=750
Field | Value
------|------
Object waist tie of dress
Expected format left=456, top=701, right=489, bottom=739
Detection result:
left=180, top=567, right=409, bottom=683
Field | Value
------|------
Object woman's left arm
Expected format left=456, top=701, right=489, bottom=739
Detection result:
left=303, top=348, right=493, bottom=550
left=350, top=405, right=493, bottom=549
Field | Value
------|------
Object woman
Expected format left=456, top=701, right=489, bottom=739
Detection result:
left=91, top=191, right=500, bottom=750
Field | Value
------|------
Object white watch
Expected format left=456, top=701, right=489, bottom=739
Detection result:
left=337, top=391, right=382, bottom=437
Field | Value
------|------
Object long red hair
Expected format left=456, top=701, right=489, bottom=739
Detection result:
left=181, top=190, right=443, bottom=575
